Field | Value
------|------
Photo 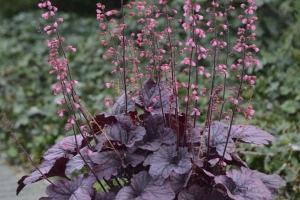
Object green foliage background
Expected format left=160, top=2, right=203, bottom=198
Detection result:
left=0, top=0, right=299, bottom=199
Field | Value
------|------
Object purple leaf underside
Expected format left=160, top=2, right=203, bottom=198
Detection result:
left=17, top=157, right=69, bottom=195
left=116, top=171, right=175, bottom=200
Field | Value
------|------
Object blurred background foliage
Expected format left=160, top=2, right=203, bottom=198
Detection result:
left=0, top=0, right=299, bottom=199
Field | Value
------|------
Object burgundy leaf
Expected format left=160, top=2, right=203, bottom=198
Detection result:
left=136, top=77, right=177, bottom=114
left=42, top=174, right=95, bottom=200
left=138, top=114, right=176, bottom=151
left=111, top=92, right=136, bottom=115
left=231, top=124, right=276, bottom=145
left=178, top=185, right=225, bottom=200
left=116, top=171, right=175, bottom=200
left=143, top=145, right=192, bottom=185
left=204, top=122, right=236, bottom=160
left=215, top=167, right=273, bottom=200
left=17, top=157, right=69, bottom=195
left=97, top=115, right=146, bottom=151
left=91, top=112, right=117, bottom=135
left=65, top=147, right=94, bottom=174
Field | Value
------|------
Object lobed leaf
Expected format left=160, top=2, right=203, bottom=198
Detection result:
left=43, top=134, right=85, bottom=161
left=65, top=147, right=94, bottom=174
left=167, top=171, right=192, bottom=194
left=215, top=167, right=274, bottom=200
left=143, top=145, right=192, bottom=185
left=204, top=122, right=236, bottom=160
left=135, top=77, right=177, bottom=114
left=111, top=92, right=136, bottom=115
left=89, top=150, right=122, bottom=180
left=40, top=174, right=95, bottom=200
left=178, top=185, right=225, bottom=200
left=17, top=134, right=88, bottom=194
left=17, top=157, right=69, bottom=195
left=138, top=114, right=176, bottom=151
left=96, top=115, right=146, bottom=151
left=91, top=113, right=117, bottom=135
left=92, top=192, right=116, bottom=200
left=251, top=170, right=286, bottom=199
left=116, top=171, right=175, bottom=200
left=231, top=124, right=276, bottom=145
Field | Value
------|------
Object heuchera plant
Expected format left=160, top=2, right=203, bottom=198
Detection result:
left=15, top=0, right=286, bottom=199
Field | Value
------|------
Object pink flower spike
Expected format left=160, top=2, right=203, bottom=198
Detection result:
left=68, top=46, right=76, bottom=52
left=80, top=125, right=87, bottom=131
left=57, top=98, right=65, bottom=105
left=105, top=10, right=118, bottom=16
left=74, top=102, right=80, bottom=109
left=41, top=12, right=49, bottom=19
left=58, top=18, right=63, bottom=22
left=65, top=123, right=72, bottom=131
left=57, top=109, right=64, bottom=117
left=106, top=83, right=111, bottom=88
left=38, top=2, right=46, bottom=8
left=43, top=25, right=51, bottom=31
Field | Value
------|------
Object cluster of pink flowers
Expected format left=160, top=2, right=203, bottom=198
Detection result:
left=39, top=1, right=82, bottom=130
left=39, top=0, right=261, bottom=133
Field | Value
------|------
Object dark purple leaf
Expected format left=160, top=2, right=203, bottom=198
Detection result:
left=17, top=157, right=69, bottom=195
left=143, top=145, right=192, bottom=185
left=122, top=149, right=147, bottom=168
left=92, top=113, right=117, bottom=135
left=65, top=147, right=94, bottom=174
left=167, top=171, right=192, bottom=193
left=204, top=122, right=236, bottom=160
left=231, top=124, right=276, bottom=145
left=100, top=115, right=146, bottom=149
left=178, top=185, right=225, bottom=200
left=89, top=150, right=122, bottom=180
left=111, top=92, right=135, bottom=115
left=251, top=170, right=286, bottom=199
left=43, top=174, right=95, bottom=200
left=215, top=167, right=273, bottom=200
left=93, top=192, right=116, bottom=200
left=43, top=134, right=85, bottom=161
left=138, top=115, right=176, bottom=151
left=226, top=151, right=248, bottom=168
left=116, top=171, right=175, bottom=200
left=187, top=125, right=202, bottom=143
left=136, top=77, right=177, bottom=114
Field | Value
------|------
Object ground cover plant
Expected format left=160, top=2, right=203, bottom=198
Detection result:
left=9, top=0, right=287, bottom=199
